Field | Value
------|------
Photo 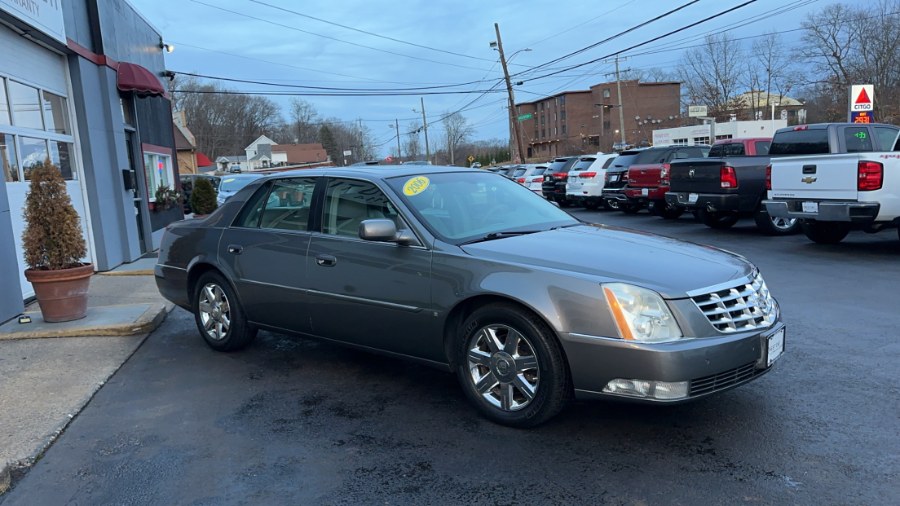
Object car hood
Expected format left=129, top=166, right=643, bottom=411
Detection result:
left=461, top=224, right=751, bottom=298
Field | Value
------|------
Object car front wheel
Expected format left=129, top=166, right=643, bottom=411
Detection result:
left=456, top=303, right=570, bottom=427
left=193, top=271, right=257, bottom=351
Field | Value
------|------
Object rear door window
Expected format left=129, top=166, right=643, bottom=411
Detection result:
left=769, top=129, right=830, bottom=155
left=844, top=127, right=873, bottom=153
left=873, top=126, right=900, bottom=151
left=634, top=148, right=669, bottom=164
left=754, top=141, right=771, bottom=155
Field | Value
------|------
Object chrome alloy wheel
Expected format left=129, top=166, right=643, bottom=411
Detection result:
left=198, top=283, right=231, bottom=341
left=467, top=324, right=540, bottom=411
left=770, top=216, right=798, bottom=231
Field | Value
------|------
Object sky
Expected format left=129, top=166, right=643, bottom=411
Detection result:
left=129, top=0, right=830, bottom=156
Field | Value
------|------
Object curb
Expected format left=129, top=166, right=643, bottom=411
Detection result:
left=0, top=462, right=9, bottom=494
left=97, top=270, right=155, bottom=276
left=0, top=303, right=173, bottom=340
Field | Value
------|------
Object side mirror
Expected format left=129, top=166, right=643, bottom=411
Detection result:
left=359, top=219, right=417, bottom=246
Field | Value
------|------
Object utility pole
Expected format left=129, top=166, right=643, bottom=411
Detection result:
left=614, top=55, right=626, bottom=145
left=419, top=97, right=430, bottom=163
left=494, top=23, right=527, bottom=164
left=394, top=118, right=402, bottom=161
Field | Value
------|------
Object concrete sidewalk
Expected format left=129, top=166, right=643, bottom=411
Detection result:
left=0, top=257, right=173, bottom=493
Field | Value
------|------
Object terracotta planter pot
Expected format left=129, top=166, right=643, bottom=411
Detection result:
left=24, top=263, right=93, bottom=323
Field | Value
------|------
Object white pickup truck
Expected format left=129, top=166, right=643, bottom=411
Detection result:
left=763, top=123, right=900, bottom=244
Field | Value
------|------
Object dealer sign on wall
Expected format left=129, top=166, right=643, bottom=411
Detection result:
left=0, top=0, right=66, bottom=44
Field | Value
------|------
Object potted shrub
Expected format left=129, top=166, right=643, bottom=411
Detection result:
left=22, top=160, right=92, bottom=322
left=153, top=184, right=182, bottom=212
left=189, top=177, right=217, bottom=217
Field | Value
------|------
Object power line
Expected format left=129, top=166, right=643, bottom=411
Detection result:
left=247, top=0, right=494, bottom=63
left=173, top=88, right=506, bottom=97
left=172, top=71, right=504, bottom=92
left=189, top=0, right=497, bottom=73
left=512, top=1, right=701, bottom=78
left=520, top=0, right=760, bottom=84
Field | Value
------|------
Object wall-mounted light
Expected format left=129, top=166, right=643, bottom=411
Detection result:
left=159, top=37, right=174, bottom=53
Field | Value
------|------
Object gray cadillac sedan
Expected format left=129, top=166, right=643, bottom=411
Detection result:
left=155, top=166, right=785, bottom=427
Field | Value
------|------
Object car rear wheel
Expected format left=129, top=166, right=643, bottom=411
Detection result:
left=606, top=198, right=620, bottom=210
left=802, top=220, right=850, bottom=244
left=456, top=303, right=570, bottom=427
left=621, top=203, right=640, bottom=214
left=754, top=207, right=800, bottom=235
left=193, top=271, right=257, bottom=351
left=654, top=201, right=684, bottom=219
left=699, top=209, right=740, bottom=229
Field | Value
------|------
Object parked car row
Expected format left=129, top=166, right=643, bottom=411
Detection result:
left=552, top=122, right=900, bottom=244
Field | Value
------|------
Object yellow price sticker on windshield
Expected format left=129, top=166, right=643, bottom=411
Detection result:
left=403, top=176, right=430, bottom=196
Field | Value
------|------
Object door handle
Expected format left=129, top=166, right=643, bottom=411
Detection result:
left=227, top=244, right=243, bottom=255
left=802, top=165, right=817, bottom=174
left=315, top=254, right=337, bottom=267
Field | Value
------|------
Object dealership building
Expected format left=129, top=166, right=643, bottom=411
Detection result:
left=1, top=0, right=181, bottom=323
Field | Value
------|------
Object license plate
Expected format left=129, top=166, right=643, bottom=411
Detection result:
left=609, top=175, right=619, bottom=182
left=688, top=193, right=698, bottom=203
left=766, top=328, right=785, bottom=367
left=802, top=201, right=818, bottom=213
left=641, top=188, right=649, bottom=196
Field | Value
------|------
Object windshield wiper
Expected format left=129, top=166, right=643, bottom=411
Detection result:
left=459, top=230, right=542, bottom=246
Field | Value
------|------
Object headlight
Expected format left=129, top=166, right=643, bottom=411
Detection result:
left=603, top=283, right=683, bottom=343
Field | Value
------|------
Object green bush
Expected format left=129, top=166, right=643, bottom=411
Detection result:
left=22, top=160, right=87, bottom=270
left=190, top=177, right=218, bottom=215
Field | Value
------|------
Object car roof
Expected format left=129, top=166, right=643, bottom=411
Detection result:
left=273, top=164, right=477, bottom=180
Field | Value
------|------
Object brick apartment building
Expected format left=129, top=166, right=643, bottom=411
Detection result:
left=515, top=80, right=681, bottom=159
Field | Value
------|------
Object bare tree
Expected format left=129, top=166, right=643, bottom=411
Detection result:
left=442, top=113, right=474, bottom=166
left=796, top=1, right=900, bottom=123
left=677, top=33, right=744, bottom=119
left=288, top=99, right=320, bottom=143
left=404, top=122, right=422, bottom=160
left=172, top=78, right=283, bottom=159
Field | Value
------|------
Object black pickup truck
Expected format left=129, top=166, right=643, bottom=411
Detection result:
left=664, top=138, right=800, bottom=235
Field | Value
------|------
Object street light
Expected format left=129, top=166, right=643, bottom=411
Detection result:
left=388, top=120, right=402, bottom=162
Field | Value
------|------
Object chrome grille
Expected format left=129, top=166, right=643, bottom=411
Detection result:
left=690, top=362, right=764, bottom=396
left=691, top=273, right=777, bottom=333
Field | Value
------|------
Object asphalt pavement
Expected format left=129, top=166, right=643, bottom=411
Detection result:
left=0, top=256, right=171, bottom=493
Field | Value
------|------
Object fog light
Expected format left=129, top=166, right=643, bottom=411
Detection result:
left=602, top=379, right=689, bottom=400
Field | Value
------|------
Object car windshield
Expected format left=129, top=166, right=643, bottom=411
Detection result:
left=219, top=176, right=260, bottom=192
left=387, top=171, right=578, bottom=243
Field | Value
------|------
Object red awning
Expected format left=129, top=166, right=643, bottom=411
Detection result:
left=116, top=62, right=165, bottom=97
left=196, top=152, right=213, bottom=167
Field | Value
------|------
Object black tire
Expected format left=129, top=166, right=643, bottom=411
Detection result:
left=193, top=271, right=257, bottom=351
left=606, top=198, right=620, bottom=210
left=456, top=303, right=570, bottom=428
left=558, top=198, right=571, bottom=208
left=656, top=201, right=685, bottom=220
left=802, top=220, right=850, bottom=244
left=699, top=209, right=740, bottom=229
left=621, top=203, right=640, bottom=214
left=754, top=206, right=801, bottom=236
left=584, top=200, right=599, bottom=211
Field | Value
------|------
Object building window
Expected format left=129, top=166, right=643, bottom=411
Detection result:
left=692, top=136, right=710, bottom=145
left=8, top=81, right=44, bottom=130
left=603, top=88, right=611, bottom=98
left=553, top=127, right=557, bottom=135
left=1, top=133, right=18, bottom=182
left=1, top=76, right=77, bottom=181
left=553, top=113, right=557, bottom=122
left=0, top=81, right=10, bottom=126
left=41, top=91, right=70, bottom=135
left=143, top=150, right=175, bottom=202
left=541, top=128, right=546, bottom=138
left=562, top=125, right=567, bottom=134
left=561, top=111, right=566, bottom=121
left=558, top=96, right=566, bottom=106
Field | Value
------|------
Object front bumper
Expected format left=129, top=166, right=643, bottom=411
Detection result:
left=561, top=322, right=785, bottom=402
left=763, top=200, right=880, bottom=222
